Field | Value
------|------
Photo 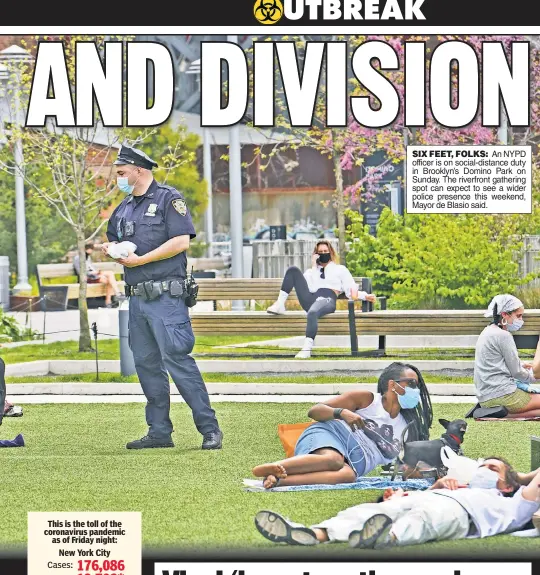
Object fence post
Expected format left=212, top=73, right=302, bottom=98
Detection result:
left=119, top=300, right=136, bottom=376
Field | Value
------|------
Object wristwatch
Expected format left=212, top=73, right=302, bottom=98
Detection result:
left=333, top=408, right=344, bottom=419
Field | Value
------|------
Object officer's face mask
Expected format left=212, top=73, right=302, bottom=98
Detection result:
left=117, top=169, right=141, bottom=194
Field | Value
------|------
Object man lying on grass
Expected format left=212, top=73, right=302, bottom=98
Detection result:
left=254, top=457, right=540, bottom=548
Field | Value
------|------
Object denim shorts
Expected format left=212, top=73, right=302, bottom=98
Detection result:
left=294, top=422, right=366, bottom=476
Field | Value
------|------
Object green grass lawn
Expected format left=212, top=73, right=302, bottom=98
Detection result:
left=0, top=336, right=274, bottom=364
left=5, top=372, right=475, bottom=384
left=0, top=402, right=538, bottom=557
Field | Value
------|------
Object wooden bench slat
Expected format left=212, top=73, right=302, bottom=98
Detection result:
left=188, top=310, right=540, bottom=336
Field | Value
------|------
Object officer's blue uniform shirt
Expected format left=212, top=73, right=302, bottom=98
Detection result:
left=106, top=180, right=196, bottom=286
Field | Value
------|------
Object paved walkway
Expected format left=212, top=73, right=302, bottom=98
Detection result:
left=6, top=301, right=215, bottom=344
left=7, top=394, right=474, bottom=404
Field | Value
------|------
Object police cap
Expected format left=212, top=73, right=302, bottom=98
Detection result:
left=114, top=144, right=158, bottom=170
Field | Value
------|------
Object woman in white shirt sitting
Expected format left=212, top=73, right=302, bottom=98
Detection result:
left=267, top=240, right=376, bottom=359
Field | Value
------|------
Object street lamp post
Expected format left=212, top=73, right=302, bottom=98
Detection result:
left=0, top=45, right=33, bottom=293
left=226, top=35, right=244, bottom=290
left=187, top=59, right=214, bottom=256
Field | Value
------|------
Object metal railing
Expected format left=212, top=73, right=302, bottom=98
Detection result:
left=519, top=235, right=540, bottom=286
left=252, top=239, right=340, bottom=278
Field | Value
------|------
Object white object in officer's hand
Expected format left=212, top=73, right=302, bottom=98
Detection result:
left=108, top=241, right=137, bottom=259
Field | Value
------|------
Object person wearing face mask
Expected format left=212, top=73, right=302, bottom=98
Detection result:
left=102, top=144, right=223, bottom=451
left=266, top=240, right=376, bottom=359
left=251, top=362, right=432, bottom=488
left=473, top=294, right=540, bottom=419
left=253, top=456, right=540, bottom=548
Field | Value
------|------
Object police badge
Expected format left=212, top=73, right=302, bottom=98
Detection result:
left=145, top=203, right=158, bottom=217
left=172, top=198, right=187, bottom=216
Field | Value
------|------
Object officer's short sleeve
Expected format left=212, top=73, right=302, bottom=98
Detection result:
left=165, top=192, right=197, bottom=240
left=106, top=206, right=119, bottom=242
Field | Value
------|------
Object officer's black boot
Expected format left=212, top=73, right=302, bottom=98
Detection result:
left=126, top=435, right=174, bottom=449
left=202, top=429, right=223, bottom=450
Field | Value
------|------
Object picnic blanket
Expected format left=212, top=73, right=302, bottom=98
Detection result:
left=243, top=476, right=435, bottom=492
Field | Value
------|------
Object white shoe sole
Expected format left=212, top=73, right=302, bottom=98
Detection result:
left=255, top=511, right=318, bottom=545
left=349, top=514, right=393, bottom=549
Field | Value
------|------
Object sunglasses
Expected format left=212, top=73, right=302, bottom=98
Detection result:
left=317, top=252, right=328, bottom=279
left=395, top=378, right=419, bottom=389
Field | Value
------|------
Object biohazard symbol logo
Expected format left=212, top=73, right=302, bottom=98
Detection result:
left=254, top=0, right=284, bottom=24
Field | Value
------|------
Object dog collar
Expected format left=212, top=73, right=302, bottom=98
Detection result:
left=448, top=433, right=462, bottom=445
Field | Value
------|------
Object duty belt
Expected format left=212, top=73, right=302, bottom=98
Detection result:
left=125, top=278, right=185, bottom=301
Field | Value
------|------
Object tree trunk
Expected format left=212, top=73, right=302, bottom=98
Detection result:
left=77, top=230, right=93, bottom=352
left=332, top=151, right=347, bottom=260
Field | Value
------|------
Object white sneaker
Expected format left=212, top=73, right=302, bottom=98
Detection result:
left=295, top=349, right=312, bottom=359
left=267, top=302, right=286, bottom=315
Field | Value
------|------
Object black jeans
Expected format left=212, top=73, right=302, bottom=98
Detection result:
left=281, top=266, right=337, bottom=339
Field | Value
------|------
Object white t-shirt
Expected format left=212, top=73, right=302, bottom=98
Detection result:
left=432, top=486, right=539, bottom=538
left=303, top=261, right=368, bottom=299
left=337, top=393, right=408, bottom=472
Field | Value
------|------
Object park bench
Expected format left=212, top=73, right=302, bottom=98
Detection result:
left=190, top=278, right=540, bottom=355
left=36, top=257, right=230, bottom=308
left=36, top=262, right=126, bottom=305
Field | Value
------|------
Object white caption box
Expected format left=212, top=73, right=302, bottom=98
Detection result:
left=28, top=512, right=141, bottom=575
left=154, top=563, right=531, bottom=575
left=406, top=145, right=532, bottom=214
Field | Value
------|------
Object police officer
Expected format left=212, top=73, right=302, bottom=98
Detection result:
left=103, top=144, right=223, bottom=450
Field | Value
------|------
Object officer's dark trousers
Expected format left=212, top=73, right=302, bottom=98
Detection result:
left=128, top=293, right=219, bottom=439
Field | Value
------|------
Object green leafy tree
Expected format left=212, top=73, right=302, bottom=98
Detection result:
left=346, top=208, right=540, bottom=309
left=125, top=124, right=207, bottom=226
left=0, top=36, right=198, bottom=351
left=0, top=159, right=73, bottom=286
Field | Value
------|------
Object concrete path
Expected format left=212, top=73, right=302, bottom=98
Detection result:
left=5, top=394, right=475, bottom=404
left=5, top=301, right=215, bottom=344
left=5, top=359, right=475, bottom=377
left=5, top=382, right=476, bottom=396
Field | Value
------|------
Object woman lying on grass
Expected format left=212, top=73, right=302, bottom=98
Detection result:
left=252, top=362, right=433, bottom=488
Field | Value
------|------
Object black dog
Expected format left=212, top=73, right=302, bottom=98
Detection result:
left=393, top=418, right=468, bottom=479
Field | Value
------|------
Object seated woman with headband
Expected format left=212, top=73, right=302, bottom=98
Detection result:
left=266, top=240, right=376, bottom=359
left=474, top=294, right=540, bottom=418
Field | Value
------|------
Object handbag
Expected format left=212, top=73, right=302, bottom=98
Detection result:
left=277, top=422, right=314, bottom=458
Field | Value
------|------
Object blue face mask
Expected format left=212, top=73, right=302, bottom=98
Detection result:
left=507, top=318, right=524, bottom=333
left=468, top=466, right=499, bottom=490
left=394, top=382, right=421, bottom=409
left=117, top=176, right=134, bottom=194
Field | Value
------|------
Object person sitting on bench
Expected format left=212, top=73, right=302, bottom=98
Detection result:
left=251, top=362, right=432, bottom=488
left=266, top=240, right=376, bottom=359
left=473, top=294, right=540, bottom=419
left=73, top=242, right=124, bottom=308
